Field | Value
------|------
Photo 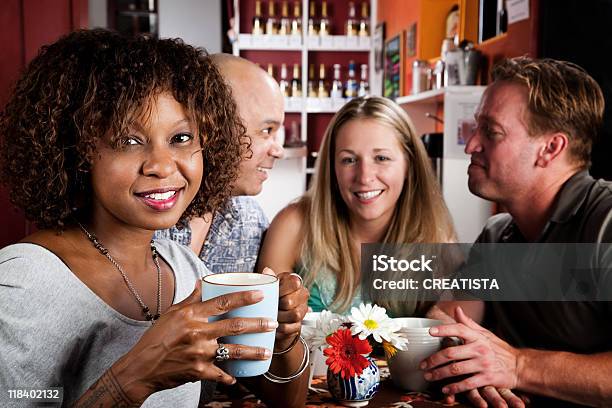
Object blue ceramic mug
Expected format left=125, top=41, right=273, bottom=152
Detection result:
left=202, top=272, right=279, bottom=377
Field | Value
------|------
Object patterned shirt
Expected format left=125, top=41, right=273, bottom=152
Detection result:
left=154, top=196, right=269, bottom=273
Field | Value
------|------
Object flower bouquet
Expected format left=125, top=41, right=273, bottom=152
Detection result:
left=303, top=304, right=408, bottom=407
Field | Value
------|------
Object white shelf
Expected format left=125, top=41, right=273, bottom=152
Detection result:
left=306, top=35, right=371, bottom=51
left=237, top=33, right=372, bottom=52
left=306, top=97, right=347, bottom=113
left=282, top=146, right=307, bottom=159
left=396, top=86, right=487, bottom=105
left=238, top=34, right=302, bottom=50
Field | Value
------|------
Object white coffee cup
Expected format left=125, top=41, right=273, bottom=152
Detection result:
left=387, top=317, right=443, bottom=391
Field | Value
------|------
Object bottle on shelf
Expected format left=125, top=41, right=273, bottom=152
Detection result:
left=252, top=0, right=264, bottom=35
left=267, top=63, right=275, bottom=78
left=307, top=64, right=317, bottom=98
left=317, top=64, right=329, bottom=98
left=331, top=64, right=344, bottom=100
left=279, top=1, right=290, bottom=35
left=346, top=2, right=358, bottom=36
left=265, top=1, right=278, bottom=35
left=344, top=60, right=358, bottom=99
left=358, top=64, right=369, bottom=97
left=307, top=1, right=318, bottom=36
left=359, top=1, right=369, bottom=37
left=291, top=1, right=302, bottom=36
left=319, top=0, right=330, bottom=36
left=285, top=120, right=303, bottom=147
left=291, top=63, right=302, bottom=97
left=279, top=63, right=290, bottom=97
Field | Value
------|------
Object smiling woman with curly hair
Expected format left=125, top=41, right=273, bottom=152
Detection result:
left=0, top=29, right=244, bottom=230
left=0, top=29, right=301, bottom=407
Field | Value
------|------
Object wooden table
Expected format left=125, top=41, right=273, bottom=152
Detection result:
left=208, top=360, right=469, bottom=408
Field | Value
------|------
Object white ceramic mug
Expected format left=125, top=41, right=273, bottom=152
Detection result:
left=387, top=317, right=443, bottom=391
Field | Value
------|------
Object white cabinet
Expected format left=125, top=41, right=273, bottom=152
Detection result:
left=397, top=86, right=493, bottom=242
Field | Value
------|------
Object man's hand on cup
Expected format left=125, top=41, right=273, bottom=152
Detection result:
left=113, top=280, right=277, bottom=403
left=262, top=267, right=309, bottom=352
left=420, top=306, right=521, bottom=396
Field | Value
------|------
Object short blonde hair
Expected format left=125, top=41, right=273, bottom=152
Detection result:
left=492, top=57, right=604, bottom=169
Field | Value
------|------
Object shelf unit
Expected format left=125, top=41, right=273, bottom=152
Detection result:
left=232, top=0, right=377, bottom=220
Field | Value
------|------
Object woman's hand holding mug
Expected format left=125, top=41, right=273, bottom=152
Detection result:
left=109, top=280, right=277, bottom=405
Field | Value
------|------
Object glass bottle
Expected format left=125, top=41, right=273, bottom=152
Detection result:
left=346, top=2, right=358, bottom=36
left=358, top=63, right=369, bottom=97
left=291, top=63, right=302, bottom=97
left=307, top=1, right=318, bottom=36
left=285, top=120, right=303, bottom=147
left=307, top=64, right=317, bottom=97
left=291, top=1, right=302, bottom=36
left=267, top=63, right=275, bottom=79
left=331, top=64, right=343, bottom=99
left=265, top=1, right=278, bottom=35
left=359, top=1, right=369, bottom=37
left=279, top=1, right=290, bottom=35
left=319, top=0, right=330, bottom=36
left=279, top=63, right=290, bottom=97
left=344, top=60, right=358, bottom=99
left=253, top=0, right=264, bottom=35
left=317, top=64, right=329, bottom=98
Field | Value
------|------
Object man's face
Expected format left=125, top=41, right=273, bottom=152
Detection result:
left=465, top=82, right=544, bottom=204
left=233, top=79, right=285, bottom=196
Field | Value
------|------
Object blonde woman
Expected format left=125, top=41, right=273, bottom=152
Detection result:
left=258, top=96, right=455, bottom=317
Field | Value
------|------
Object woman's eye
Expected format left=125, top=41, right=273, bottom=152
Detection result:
left=121, top=136, right=141, bottom=146
left=172, top=133, right=193, bottom=143
left=376, top=155, right=391, bottom=162
left=262, top=127, right=274, bottom=136
left=340, top=157, right=356, bottom=165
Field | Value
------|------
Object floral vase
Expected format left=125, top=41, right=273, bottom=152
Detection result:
left=327, top=357, right=380, bottom=407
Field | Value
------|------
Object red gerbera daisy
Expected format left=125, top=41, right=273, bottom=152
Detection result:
left=323, top=328, right=372, bottom=379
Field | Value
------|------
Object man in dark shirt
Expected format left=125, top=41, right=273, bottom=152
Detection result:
left=423, top=57, right=612, bottom=407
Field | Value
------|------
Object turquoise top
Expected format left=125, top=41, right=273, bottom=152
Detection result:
left=295, top=262, right=364, bottom=313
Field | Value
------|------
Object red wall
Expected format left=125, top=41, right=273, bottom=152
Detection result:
left=0, top=0, right=88, bottom=248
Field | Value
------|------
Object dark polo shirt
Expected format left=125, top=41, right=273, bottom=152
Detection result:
left=477, top=171, right=612, bottom=407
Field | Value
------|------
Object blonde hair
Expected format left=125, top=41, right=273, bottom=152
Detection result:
left=299, top=96, right=455, bottom=315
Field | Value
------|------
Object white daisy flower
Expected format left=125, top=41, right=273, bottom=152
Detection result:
left=348, top=303, right=399, bottom=344
left=302, top=310, right=344, bottom=350
left=387, top=331, right=409, bottom=351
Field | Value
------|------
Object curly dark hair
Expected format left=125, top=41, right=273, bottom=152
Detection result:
left=0, top=29, right=246, bottom=230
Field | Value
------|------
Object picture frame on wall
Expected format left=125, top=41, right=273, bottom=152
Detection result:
left=374, top=22, right=385, bottom=72
left=406, top=22, right=416, bottom=57
left=383, top=33, right=405, bottom=99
